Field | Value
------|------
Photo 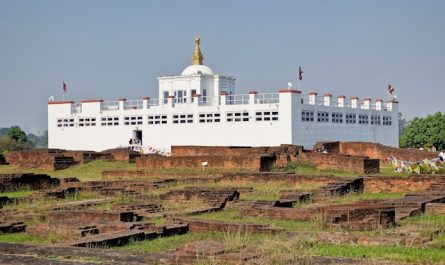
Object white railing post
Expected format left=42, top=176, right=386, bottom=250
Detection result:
left=142, top=96, right=150, bottom=109
left=338, top=96, right=345, bottom=107
left=249, top=91, right=257, bottom=105
left=363, top=98, right=371, bottom=109
left=220, top=91, right=228, bottom=106
left=192, top=93, right=201, bottom=107
left=324, top=93, right=332, bottom=106
left=376, top=99, right=383, bottom=110
left=308, top=92, right=317, bottom=105
left=119, top=98, right=126, bottom=110
left=351, top=96, right=359, bottom=108
left=167, top=95, right=175, bottom=108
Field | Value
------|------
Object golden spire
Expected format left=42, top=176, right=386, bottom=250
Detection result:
left=192, top=34, right=204, bottom=65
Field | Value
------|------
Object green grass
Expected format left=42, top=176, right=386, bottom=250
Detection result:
left=0, top=160, right=137, bottom=181
left=325, top=191, right=406, bottom=204
left=0, top=232, right=46, bottom=244
left=313, top=243, right=445, bottom=264
left=0, top=190, right=35, bottom=198
left=280, top=161, right=357, bottom=177
left=195, top=208, right=320, bottom=232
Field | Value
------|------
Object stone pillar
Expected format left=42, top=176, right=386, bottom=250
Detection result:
left=324, top=93, right=332, bottom=106
left=279, top=89, right=302, bottom=144
left=351, top=96, right=359, bottom=108
left=308, top=92, right=317, bottom=105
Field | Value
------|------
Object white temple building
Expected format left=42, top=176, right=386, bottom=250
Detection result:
left=48, top=36, right=399, bottom=153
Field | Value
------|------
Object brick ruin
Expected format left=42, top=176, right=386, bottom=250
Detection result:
left=0, top=154, right=7, bottom=165
left=314, top=141, right=438, bottom=163
left=136, top=144, right=381, bottom=173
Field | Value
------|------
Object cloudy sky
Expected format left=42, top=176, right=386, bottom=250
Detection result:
left=0, top=0, right=444, bottom=134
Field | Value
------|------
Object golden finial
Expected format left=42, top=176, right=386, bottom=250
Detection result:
left=192, top=34, right=204, bottom=65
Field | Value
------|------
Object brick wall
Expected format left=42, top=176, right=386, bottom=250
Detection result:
left=298, top=152, right=379, bottom=174
left=316, top=141, right=438, bottom=163
left=5, top=149, right=77, bottom=171
left=136, top=154, right=265, bottom=171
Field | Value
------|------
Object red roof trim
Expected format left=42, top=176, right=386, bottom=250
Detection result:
left=192, top=93, right=201, bottom=97
left=248, top=91, right=258, bottom=95
left=80, top=99, right=103, bottom=103
left=142, top=96, right=150, bottom=100
left=337, top=95, right=346, bottom=98
left=351, top=96, right=359, bottom=100
left=220, top=91, right=229, bottom=96
left=324, top=93, right=333, bottom=97
left=308, top=92, right=318, bottom=95
left=278, top=89, right=301, bottom=93
left=363, top=97, right=371, bottom=101
left=376, top=99, right=383, bottom=102
left=48, top=101, right=74, bottom=105
left=118, top=98, right=127, bottom=101
left=167, top=95, right=175, bottom=99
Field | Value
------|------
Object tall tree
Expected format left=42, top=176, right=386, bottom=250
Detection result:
left=6, top=126, right=27, bottom=143
left=400, top=112, right=445, bottom=150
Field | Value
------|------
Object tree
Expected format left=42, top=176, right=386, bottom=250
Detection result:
left=6, top=126, right=27, bottom=143
left=400, top=112, right=445, bottom=150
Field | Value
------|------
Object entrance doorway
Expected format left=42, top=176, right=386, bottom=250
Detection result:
left=132, top=130, right=142, bottom=145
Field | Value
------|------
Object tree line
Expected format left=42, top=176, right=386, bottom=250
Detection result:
left=0, top=126, right=48, bottom=153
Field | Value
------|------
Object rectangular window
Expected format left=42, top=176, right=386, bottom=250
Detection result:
left=332, top=113, right=343, bottom=123
left=101, top=116, right=119, bottom=126
left=173, top=113, right=193, bottom=124
left=371, top=115, right=381, bottom=125
left=199, top=113, right=221, bottom=123
left=78, top=117, right=97, bottom=127
left=255, top=111, right=279, bottom=121
left=301, top=110, right=314, bottom=122
left=346, top=113, right=356, bottom=124
left=383, top=116, right=392, bottom=126
left=359, top=114, right=369, bottom=124
left=124, top=116, right=143, bottom=125
left=148, top=115, right=168, bottom=125
left=317, top=111, right=329, bottom=122
left=57, top=118, right=75, bottom=128
left=227, top=111, right=249, bottom=122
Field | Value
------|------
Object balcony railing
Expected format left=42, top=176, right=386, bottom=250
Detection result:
left=124, top=100, right=143, bottom=110
left=100, top=101, right=119, bottom=111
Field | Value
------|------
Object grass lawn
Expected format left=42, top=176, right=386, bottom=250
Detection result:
left=0, top=160, right=137, bottom=181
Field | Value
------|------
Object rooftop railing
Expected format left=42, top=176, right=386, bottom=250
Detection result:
left=226, top=94, right=250, bottom=105
left=255, top=93, right=280, bottom=104
left=100, top=101, right=119, bottom=111
left=123, top=100, right=143, bottom=110
left=71, top=103, right=82, bottom=114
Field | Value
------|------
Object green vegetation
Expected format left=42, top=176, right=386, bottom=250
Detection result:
left=0, top=232, right=45, bottom=243
left=277, top=160, right=356, bottom=177
left=325, top=191, right=406, bottom=204
left=0, top=190, right=34, bottom=198
left=0, top=160, right=137, bottom=181
left=400, top=112, right=445, bottom=150
left=313, top=243, right=445, bottom=264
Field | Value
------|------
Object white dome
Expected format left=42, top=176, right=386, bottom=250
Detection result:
left=181, top=65, right=214, bottom=75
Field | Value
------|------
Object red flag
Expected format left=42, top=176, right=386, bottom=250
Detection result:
left=299, top=66, right=303, bottom=81
left=63, top=82, right=67, bottom=93
left=388, top=83, right=394, bottom=94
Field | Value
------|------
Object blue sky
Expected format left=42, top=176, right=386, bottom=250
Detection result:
left=0, top=0, right=444, bottom=134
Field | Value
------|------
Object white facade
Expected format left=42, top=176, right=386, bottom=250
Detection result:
left=48, top=38, right=399, bottom=153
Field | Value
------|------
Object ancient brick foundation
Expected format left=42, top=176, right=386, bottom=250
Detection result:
left=298, top=152, right=379, bottom=174
left=136, top=154, right=270, bottom=171
left=5, top=149, right=77, bottom=171
left=315, top=141, right=438, bottom=163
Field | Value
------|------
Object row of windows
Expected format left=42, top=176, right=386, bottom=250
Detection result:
left=57, top=111, right=281, bottom=128
left=301, top=111, right=392, bottom=126
left=255, top=111, right=279, bottom=121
